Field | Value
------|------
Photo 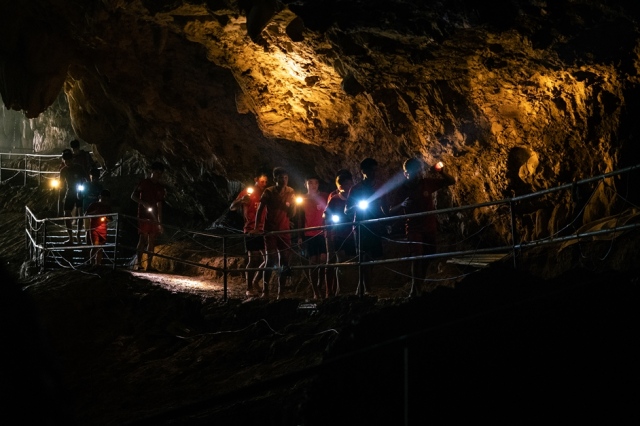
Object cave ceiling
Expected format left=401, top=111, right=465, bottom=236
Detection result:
left=1, top=0, right=640, bottom=203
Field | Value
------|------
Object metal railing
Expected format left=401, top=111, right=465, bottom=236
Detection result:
left=25, top=207, right=128, bottom=270
left=1, top=152, right=62, bottom=186
left=24, top=164, right=640, bottom=300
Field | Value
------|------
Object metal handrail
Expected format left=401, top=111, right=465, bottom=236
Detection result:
left=115, top=162, right=639, bottom=298
left=24, top=163, right=640, bottom=299
left=1, top=151, right=98, bottom=186
left=25, top=210, right=125, bottom=270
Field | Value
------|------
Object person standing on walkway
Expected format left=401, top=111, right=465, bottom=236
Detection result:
left=130, top=162, right=166, bottom=271
left=81, top=168, right=103, bottom=245
left=345, top=158, right=389, bottom=295
left=297, top=175, right=329, bottom=299
left=59, top=150, right=86, bottom=244
left=230, top=171, right=269, bottom=296
left=86, top=189, right=112, bottom=266
left=251, top=167, right=296, bottom=298
left=389, top=158, right=455, bottom=296
left=324, top=170, right=355, bottom=297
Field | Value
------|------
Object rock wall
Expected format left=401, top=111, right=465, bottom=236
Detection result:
left=1, top=94, right=75, bottom=152
left=1, top=0, right=639, bottom=242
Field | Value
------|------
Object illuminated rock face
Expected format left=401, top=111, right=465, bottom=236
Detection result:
left=1, top=1, right=639, bottom=237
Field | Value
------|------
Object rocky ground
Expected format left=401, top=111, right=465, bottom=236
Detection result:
left=2, top=177, right=639, bottom=425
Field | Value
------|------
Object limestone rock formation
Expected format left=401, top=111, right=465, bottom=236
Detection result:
left=1, top=0, right=639, bottom=242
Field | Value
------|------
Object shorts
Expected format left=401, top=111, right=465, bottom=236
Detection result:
left=244, top=235, right=264, bottom=253
left=356, top=227, right=383, bottom=259
left=406, top=231, right=436, bottom=257
left=63, top=196, right=82, bottom=212
left=303, top=235, right=326, bottom=257
left=138, top=218, right=161, bottom=235
left=264, top=233, right=291, bottom=256
left=327, top=235, right=356, bottom=257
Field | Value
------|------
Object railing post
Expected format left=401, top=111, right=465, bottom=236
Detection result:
left=42, top=218, right=47, bottom=270
left=23, top=153, right=27, bottom=186
left=404, top=345, right=409, bottom=426
left=38, top=156, right=42, bottom=186
left=356, top=221, right=364, bottom=297
left=509, top=200, right=518, bottom=269
left=24, top=208, right=29, bottom=258
left=0, top=152, right=3, bottom=183
left=113, top=214, right=120, bottom=271
left=223, top=235, right=228, bottom=302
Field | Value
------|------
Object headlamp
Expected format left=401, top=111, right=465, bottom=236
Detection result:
left=50, top=179, right=60, bottom=189
left=435, top=161, right=444, bottom=171
left=331, top=214, right=340, bottom=223
left=148, top=207, right=153, bottom=212
left=296, top=196, right=303, bottom=205
left=77, top=184, right=85, bottom=191
left=358, top=200, right=369, bottom=210
left=100, top=217, right=106, bottom=222
left=247, top=187, right=254, bottom=195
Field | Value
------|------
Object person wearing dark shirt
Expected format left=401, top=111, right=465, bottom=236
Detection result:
left=86, top=189, right=112, bottom=265
left=69, top=139, right=95, bottom=179
left=59, top=150, right=86, bottom=244
left=324, top=170, right=355, bottom=298
left=345, top=158, right=389, bottom=295
left=230, top=171, right=269, bottom=296
left=390, top=157, right=455, bottom=296
left=251, top=167, right=296, bottom=298
left=130, top=162, right=166, bottom=271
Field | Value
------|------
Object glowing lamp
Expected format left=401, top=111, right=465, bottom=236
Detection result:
left=296, top=196, right=304, bottom=205
left=358, top=200, right=369, bottom=210
left=435, top=161, right=444, bottom=171
left=50, top=179, right=60, bottom=188
left=331, top=214, right=340, bottom=223
left=77, top=184, right=85, bottom=191
left=148, top=207, right=153, bottom=212
left=100, top=217, right=106, bottom=222
left=247, top=187, right=254, bottom=195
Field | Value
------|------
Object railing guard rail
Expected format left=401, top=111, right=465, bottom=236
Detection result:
left=25, top=163, right=640, bottom=299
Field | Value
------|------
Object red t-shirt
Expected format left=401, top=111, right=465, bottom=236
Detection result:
left=260, top=185, right=295, bottom=232
left=134, top=178, right=166, bottom=220
left=299, top=192, right=328, bottom=236
left=234, top=187, right=264, bottom=233
left=393, top=177, right=449, bottom=234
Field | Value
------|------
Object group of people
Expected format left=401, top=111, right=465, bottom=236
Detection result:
left=58, top=141, right=166, bottom=269
left=58, top=145, right=455, bottom=285
left=231, top=157, right=455, bottom=299
left=58, top=140, right=112, bottom=265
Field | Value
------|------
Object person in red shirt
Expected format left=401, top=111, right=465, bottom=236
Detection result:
left=390, top=157, right=455, bottom=296
left=130, top=162, right=166, bottom=271
left=85, top=189, right=112, bottom=265
left=230, top=171, right=269, bottom=296
left=251, top=167, right=296, bottom=298
left=297, top=176, right=329, bottom=299
left=324, top=170, right=356, bottom=298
